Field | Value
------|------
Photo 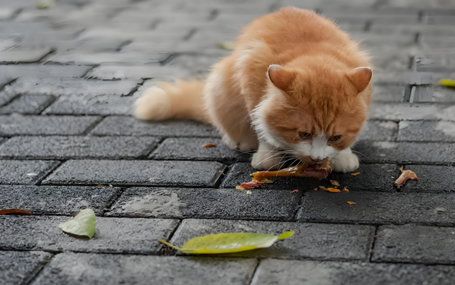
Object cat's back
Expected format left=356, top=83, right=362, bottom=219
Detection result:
left=237, top=7, right=351, bottom=48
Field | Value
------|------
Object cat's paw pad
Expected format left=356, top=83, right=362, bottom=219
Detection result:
left=251, top=151, right=282, bottom=170
left=331, top=152, right=359, bottom=173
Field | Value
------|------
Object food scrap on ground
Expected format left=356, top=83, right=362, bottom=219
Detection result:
left=59, top=209, right=96, bottom=239
left=318, top=186, right=327, bottom=190
left=158, top=231, right=295, bottom=254
left=342, top=187, right=349, bottom=192
left=351, top=172, right=360, bottom=176
left=290, top=189, right=299, bottom=193
left=0, top=209, right=32, bottom=215
left=325, top=187, right=341, bottom=193
left=330, top=180, right=340, bottom=186
left=394, top=166, right=419, bottom=189
left=246, top=190, right=252, bottom=195
left=203, top=143, right=217, bottom=148
left=236, top=158, right=331, bottom=190
left=347, top=201, right=356, bottom=205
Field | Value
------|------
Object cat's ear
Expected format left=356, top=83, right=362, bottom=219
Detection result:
left=347, top=67, right=372, bottom=92
left=267, top=64, right=296, bottom=92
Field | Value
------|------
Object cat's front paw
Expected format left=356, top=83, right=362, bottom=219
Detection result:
left=331, top=152, right=359, bottom=173
left=251, top=151, right=282, bottom=170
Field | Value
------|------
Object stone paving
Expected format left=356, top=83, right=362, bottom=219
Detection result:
left=1, top=0, right=455, bottom=284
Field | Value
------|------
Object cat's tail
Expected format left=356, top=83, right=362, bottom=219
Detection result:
left=134, top=79, right=210, bottom=124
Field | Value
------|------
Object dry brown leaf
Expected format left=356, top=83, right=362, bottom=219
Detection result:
left=0, top=209, right=32, bottom=215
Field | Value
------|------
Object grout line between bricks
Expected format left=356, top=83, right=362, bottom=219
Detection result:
left=247, top=258, right=261, bottom=285
left=102, top=187, right=127, bottom=217
left=22, top=252, right=55, bottom=285
left=367, top=225, right=379, bottom=262
left=158, top=219, right=183, bottom=256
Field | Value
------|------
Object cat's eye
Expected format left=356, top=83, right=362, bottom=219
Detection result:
left=299, top=132, right=312, bottom=140
left=329, top=135, right=342, bottom=142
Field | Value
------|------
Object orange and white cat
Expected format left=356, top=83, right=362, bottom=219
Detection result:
left=134, top=7, right=372, bottom=172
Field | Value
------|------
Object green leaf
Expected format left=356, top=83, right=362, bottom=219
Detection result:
left=440, top=79, right=455, bottom=87
left=158, top=231, right=294, bottom=254
left=215, top=41, right=235, bottom=50
left=36, top=0, right=54, bottom=9
left=59, top=209, right=96, bottom=239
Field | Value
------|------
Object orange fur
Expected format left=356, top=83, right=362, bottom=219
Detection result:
left=134, top=7, right=373, bottom=170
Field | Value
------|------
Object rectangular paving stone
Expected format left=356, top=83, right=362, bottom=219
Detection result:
left=43, top=160, right=225, bottom=187
left=399, top=165, right=455, bottom=192
left=169, top=219, right=374, bottom=260
left=358, top=121, right=397, bottom=141
left=0, top=47, right=52, bottom=63
left=0, top=94, right=55, bottom=114
left=5, top=77, right=138, bottom=97
left=373, top=224, right=455, bottom=264
left=0, top=160, right=58, bottom=184
left=49, top=51, right=166, bottom=65
left=221, top=162, right=321, bottom=191
left=106, top=187, right=301, bottom=221
left=0, top=216, right=179, bottom=254
left=398, top=121, right=455, bottom=142
left=0, top=185, right=121, bottom=215
left=372, top=85, right=406, bottom=102
left=43, top=94, right=138, bottom=115
left=90, top=116, right=219, bottom=137
left=298, top=191, right=455, bottom=225
left=0, top=65, right=91, bottom=81
left=0, top=251, right=52, bottom=285
left=151, top=138, right=248, bottom=162
left=32, top=254, right=257, bottom=285
left=86, top=65, right=191, bottom=80
left=251, top=259, right=455, bottom=285
left=0, top=115, right=100, bottom=135
left=354, top=141, right=455, bottom=164
left=0, top=136, right=159, bottom=159
left=369, top=103, right=455, bottom=121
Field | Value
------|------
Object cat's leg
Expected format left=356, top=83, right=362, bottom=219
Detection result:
left=251, top=142, right=283, bottom=170
left=204, top=58, right=259, bottom=151
left=330, top=148, right=359, bottom=172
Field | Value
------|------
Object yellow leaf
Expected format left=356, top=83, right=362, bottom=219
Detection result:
left=440, top=79, right=455, bottom=87
left=158, top=231, right=295, bottom=254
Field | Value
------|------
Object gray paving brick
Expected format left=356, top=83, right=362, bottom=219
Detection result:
left=151, top=138, right=248, bottom=162
left=0, top=47, right=52, bottom=63
left=43, top=93, right=139, bottom=115
left=370, top=49, right=410, bottom=72
left=0, top=114, right=99, bottom=135
left=0, top=94, right=55, bottom=114
left=358, top=121, right=397, bottom=141
left=298, top=191, right=455, bottom=225
left=354, top=141, right=455, bottom=164
left=106, top=187, right=300, bottom=220
left=0, top=251, right=52, bottom=285
left=398, top=121, right=455, bottom=142
left=0, top=216, right=179, bottom=254
left=167, top=54, right=219, bottom=76
left=399, top=165, right=455, bottom=192
left=169, top=219, right=374, bottom=260
left=0, top=65, right=91, bottom=82
left=86, top=65, right=191, bottom=80
left=90, top=116, right=219, bottom=137
left=43, top=160, right=225, bottom=187
left=221, top=162, right=321, bottom=191
left=251, top=259, right=455, bottom=285
left=373, top=224, right=455, bottom=264
left=48, top=51, right=167, bottom=65
left=326, top=163, right=399, bottom=192
left=32, top=253, right=257, bottom=285
left=0, top=160, right=58, bottom=185
left=372, top=71, right=412, bottom=85
left=372, top=85, right=406, bottom=102
left=433, top=87, right=455, bottom=103
left=369, top=103, right=455, bottom=121
left=0, top=136, right=159, bottom=159
left=5, top=78, right=137, bottom=97
left=0, top=185, right=120, bottom=215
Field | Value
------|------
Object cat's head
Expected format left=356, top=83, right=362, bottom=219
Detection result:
left=251, top=64, right=372, bottom=161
